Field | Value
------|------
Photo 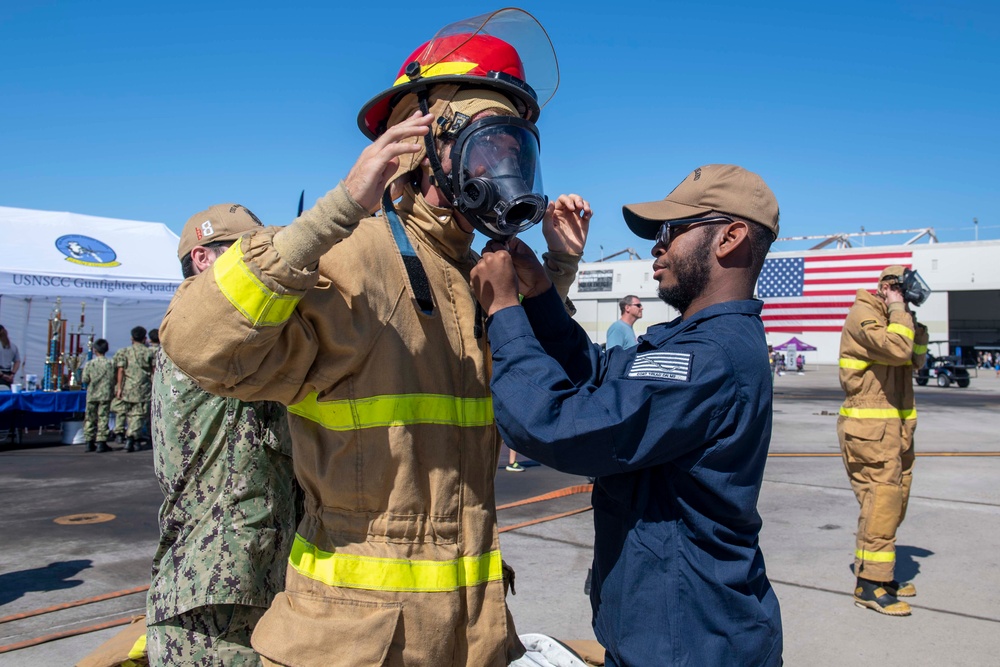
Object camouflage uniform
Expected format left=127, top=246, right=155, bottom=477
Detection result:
left=146, top=351, right=295, bottom=666
left=110, top=348, right=129, bottom=439
left=116, top=342, right=155, bottom=440
left=81, top=355, right=115, bottom=442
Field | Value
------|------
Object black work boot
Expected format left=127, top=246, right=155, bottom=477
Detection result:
left=854, top=578, right=911, bottom=616
left=125, top=437, right=136, bottom=453
left=95, top=441, right=110, bottom=453
left=86, top=440, right=96, bottom=452
left=885, top=580, right=916, bottom=597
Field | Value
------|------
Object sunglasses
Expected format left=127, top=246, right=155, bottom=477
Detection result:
left=654, top=215, right=734, bottom=248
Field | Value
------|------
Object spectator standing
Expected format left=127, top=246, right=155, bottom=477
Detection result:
left=0, top=324, right=21, bottom=389
left=605, top=295, right=642, bottom=349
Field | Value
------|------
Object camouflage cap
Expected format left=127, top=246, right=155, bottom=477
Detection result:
left=177, top=204, right=264, bottom=260
left=879, top=265, right=906, bottom=283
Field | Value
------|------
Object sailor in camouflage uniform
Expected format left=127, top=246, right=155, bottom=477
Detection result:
left=115, top=326, right=155, bottom=452
left=81, top=338, right=114, bottom=452
left=145, top=204, right=295, bottom=666
left=110, top=346, right=129, bottom=442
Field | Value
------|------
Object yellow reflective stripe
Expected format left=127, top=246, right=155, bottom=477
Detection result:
left=288, top=392, right=494, bottom=431
left=840, top=406, right=917, bottom=420
left=886, top=323, right=915, bottom=340
left=856, top=549, right=895, bottom=563
left=840, top=358, right=912, bottom=369
left=213, top=243, right=301, bottom=327
left=913, top=344, right=928, bottom=354
left=290, top=534, right=503, bottom=592
left=393, top=61, right=478, bottom=87
left=127, top=633, right=147, bottom=659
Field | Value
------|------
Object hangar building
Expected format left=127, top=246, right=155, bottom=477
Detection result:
left=567, top=235, right=1000, bottom=365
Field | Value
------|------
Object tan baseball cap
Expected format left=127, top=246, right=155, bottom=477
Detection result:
left=177, top=204, right=264, bottom=260
left=622, top=164, right=779, bottom=240
left=879, top=265, right=906, bottom=283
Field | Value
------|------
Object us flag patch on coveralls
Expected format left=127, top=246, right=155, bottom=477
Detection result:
left=627, top=351, right=693, bottom=381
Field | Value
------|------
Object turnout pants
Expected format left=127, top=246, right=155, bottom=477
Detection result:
left=838, top=416, right=915, bottom=582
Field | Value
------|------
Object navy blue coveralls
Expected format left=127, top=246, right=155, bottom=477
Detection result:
left=487, top=286, right=782, bottom=666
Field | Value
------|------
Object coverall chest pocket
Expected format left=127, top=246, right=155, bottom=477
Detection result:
left=841, top=420, right=890, bottom=464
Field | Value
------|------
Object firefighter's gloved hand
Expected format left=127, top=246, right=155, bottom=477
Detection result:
left=344, top=111, right=434, bottom=213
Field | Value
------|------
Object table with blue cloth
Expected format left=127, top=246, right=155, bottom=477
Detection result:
left=0, top=391, right=87, bottom=444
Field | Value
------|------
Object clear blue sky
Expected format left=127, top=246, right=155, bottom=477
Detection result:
left=2, top=1, right=998, bottom=260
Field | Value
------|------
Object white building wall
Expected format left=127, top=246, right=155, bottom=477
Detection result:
left=568, top=239, right=1000, bottom=363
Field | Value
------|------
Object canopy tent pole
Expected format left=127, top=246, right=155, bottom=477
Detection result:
left=102, top=299, right=108, bottom=340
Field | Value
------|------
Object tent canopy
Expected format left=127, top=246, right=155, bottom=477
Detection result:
left=0, top=206, right=183, bottom=381
left=773, top=337, right=817, bottom=352
left=0, top=205, right=182, bottom=300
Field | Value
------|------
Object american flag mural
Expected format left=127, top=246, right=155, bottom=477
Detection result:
left=757, top=250, right=913, bottom=333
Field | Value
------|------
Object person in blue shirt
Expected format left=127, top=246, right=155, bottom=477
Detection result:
left=605, top=295, right=642, bottom=349
left=471, top=164, right=783, bottom=666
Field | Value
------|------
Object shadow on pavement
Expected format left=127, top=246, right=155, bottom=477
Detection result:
left=0, top=559, right=92, bottom=606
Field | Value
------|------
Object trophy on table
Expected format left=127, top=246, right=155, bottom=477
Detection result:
left=43, top=299, right=66, bottom=392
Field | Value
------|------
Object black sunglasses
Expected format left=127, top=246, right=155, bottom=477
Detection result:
left=654, top=215, right=734, bottom=247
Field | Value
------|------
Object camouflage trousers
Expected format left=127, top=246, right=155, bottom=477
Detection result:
left=122, top=400, right=149, bottom=439
left=83, top=400, right=111, bottom=442
left=111, top=397, right=129, bottom=436
left=147, top=604, right=266, bottom=666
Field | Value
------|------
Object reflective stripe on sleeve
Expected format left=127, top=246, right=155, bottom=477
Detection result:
left=289, top=534, right=504, bottom=592
left=213, top=243, right=301, bottom=327
left=839, top=358, right=871, bottom=370
left=288, top=392, right=494, bottom=431
left=913, top=344, right=928, bottom=354
left=856, top=549, right=895, bottom=563
left=886, top=323, right=915, bottom=340
left=839, top=406, right=917, bottom=420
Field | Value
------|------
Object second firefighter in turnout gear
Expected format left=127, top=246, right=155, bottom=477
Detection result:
left=838, top=264, right=929, bottom=616
left=160, top=9, right=589, bottom=666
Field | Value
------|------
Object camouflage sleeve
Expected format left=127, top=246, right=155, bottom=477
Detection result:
left=847, top=301, right=915, bottom=366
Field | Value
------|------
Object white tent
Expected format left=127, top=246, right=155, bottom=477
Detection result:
left=0, top=206, right=183, bottom=382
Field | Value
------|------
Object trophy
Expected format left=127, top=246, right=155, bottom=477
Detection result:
left=43, top=299, right=66, bottom=392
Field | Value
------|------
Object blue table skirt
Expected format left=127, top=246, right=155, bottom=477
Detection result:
left=0, top=391, right=87, bottom=430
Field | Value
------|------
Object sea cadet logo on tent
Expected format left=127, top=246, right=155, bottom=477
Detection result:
left=55, top=235, right=121, bottom=268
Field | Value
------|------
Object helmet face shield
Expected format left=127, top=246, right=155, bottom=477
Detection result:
left=452, top=116, right=546, bottom=240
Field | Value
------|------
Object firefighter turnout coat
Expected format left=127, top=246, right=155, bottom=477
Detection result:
left=160, top=183, right=579, bottom=666
left=837, top=289, right=928, bottom=582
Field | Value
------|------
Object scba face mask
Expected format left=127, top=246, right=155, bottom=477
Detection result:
left=450, top=116, right=546, bottom=240
left=901, top=268, right=932, bottom=306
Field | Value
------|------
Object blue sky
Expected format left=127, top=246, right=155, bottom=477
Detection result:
left=2, top=1, right=998, bottom=260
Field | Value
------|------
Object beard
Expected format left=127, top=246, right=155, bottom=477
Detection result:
left=656, top=232, right=713, bottom=314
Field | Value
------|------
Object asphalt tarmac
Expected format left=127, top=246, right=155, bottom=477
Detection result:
left=1, top=365, right=998, bottom=666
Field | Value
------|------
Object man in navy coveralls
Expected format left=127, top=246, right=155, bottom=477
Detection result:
left=471, top=165, right=784, bottom=666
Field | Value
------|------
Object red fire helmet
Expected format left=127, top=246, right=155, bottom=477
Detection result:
left=357, top=8, right=558, bottom=139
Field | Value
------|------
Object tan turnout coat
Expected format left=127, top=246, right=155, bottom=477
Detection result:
left=161, top=184, right=578, bottom=666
